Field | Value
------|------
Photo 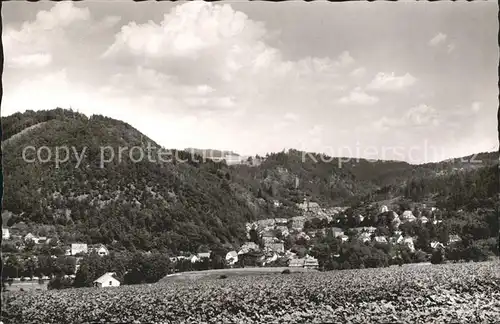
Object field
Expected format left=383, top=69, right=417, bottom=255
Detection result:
left=161, top=267, right=317, bottom=281
left=2, top=261, right=500, bottom=324
left=2, top=280, right=48, bottom=292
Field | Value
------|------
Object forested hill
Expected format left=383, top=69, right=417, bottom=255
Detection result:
left=1, top=108, right=498, bottom=253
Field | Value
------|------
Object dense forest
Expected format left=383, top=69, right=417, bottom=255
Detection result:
left=1, top=108, right=498, bottom=254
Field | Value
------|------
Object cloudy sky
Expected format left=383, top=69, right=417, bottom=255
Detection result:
left=2, top=1, right=498, bottom=163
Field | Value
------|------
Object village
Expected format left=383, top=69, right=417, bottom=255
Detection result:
left=2, top=196, right=463, bottom=291
left=232, top=198, right=456, bottom=268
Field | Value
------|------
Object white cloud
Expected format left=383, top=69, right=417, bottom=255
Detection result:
left=97, top=16, right=122, bottom=29
left=350, top=67, right=366, bottom=77
left=429, top=32, right=447, bottom=46
left=98, top=1, right=354, bottom=122
left=373, top=104, right=440, bottom=131
left=447, top=43, right=455, bottom=53
left=338, top=87, right=379, bottom=105
left=184, top=96, right=235, bottom=109
left=309, top=125, right=324, bottom=136
left=2, top=69, right=78, bottom=115
left=284, top=112, right=299, bottom=122
left=196, top=85, right=216, bottom=95
left=103, top=2, right=266, bottom=60
left=372, top=116, right=400, bottom=131
left=471, top=101, right=482, bottom=113
left=35, top=2, right=90, bottom=28
left=366, top=72, right=416, bottom=91
left=336, top=51, right=355, bottom=67
left=406, top=104, right=439, bottom=126
left=3, top=2, right=121, bottom=69
left=7, top=53, right=52, bottom=68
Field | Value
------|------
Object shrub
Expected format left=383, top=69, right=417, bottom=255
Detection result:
left=47, top=276, right=73, bottom=290
left=281, top=269, right=291, bottom=274
left=218, top=275, right=228, bottom=279
left=430, top=250, right=444, bottom=264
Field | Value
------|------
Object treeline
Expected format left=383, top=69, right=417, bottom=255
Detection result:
left=1, top=108, right=85, bottom=141
left=1, top=251, right=174, bottom=290
left=403, top=165, right=498, bottom=210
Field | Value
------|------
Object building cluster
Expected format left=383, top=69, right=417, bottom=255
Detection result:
left=65, top=243, right=110, bottom=257
left=242, top=199, right=456, bottom=260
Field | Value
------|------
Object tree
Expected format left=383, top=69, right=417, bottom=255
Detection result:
left=466, top=243, right=490, bottom=262
left=412, top=250, right=428, bottom=263
left=25, top=239, right=36, bottom=252
left=48, top=276, right=73, bottom=290
left=23, top=258, right=37, bottom=279
left=249, top=227, right=259, bottom=245
left=430, top=249, right=444, bottom=264
left=73, top=253, right=103, bottom=287
left=124, top=253, right=172, bottom=285
left=4, top=255, right=22, bottom=279
left=415, top=227, right=431, bottom=252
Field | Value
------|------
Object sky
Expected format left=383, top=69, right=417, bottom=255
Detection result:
left=2, top=1, right=498, bottom=163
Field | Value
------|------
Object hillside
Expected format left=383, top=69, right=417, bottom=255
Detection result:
left=1, top=109, right=275, bottom=253
left=1, top=108, right=498, bottom=253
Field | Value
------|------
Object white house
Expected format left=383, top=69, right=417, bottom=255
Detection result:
left=403, top=237, right=415, bottom=252
left=419, top=216, right=429, bottom=224
left=36, top=237, right=48, bottom=244
left=273, top=201, right=283, bottom=208
left=275, top=225, right=289, bottom=237
left=289, top=258, right=305, bottom=267
left=291, top=216, right=306, bottom=231
left=358, top=232, right=372, bottom=243
left=330, top=227, right=344, bottom=237
left=374, top=236, right=388, bottom=244
left=2, top=228, right=10, bottom=240
left=391, top=234, right=404, bottom=245
left=401, top=211, right=417, bottom=223
left=226, top=251, right=238, bottom=266
left=448, top=235, right=462, bottom=245
left=362, top=227, right=377, bottom=234
left=274, top=218, right=287, bottom=225
left=197, top=252, right=211, bottom=260
left=340, top=235, right=349, bottom=243
left=430, top=241, right=445, bottom=250
left=93, top=272, right=120, bottom=288
left=238, top=242, right=260, bottom=255
left=24, top=233, right=36, bottom=243
left=89, top=244, right=109, bottom=256
left=303, top=255, right=319, bottom=269
left=355, top=214, right=365, bottom=223
left=71, top=243, right=88, bottom=256
left=264, top=242, right=285, bottom=254
left=257, top=219, right=276, bottom=229
left=262, top=253, right=278, bottom=265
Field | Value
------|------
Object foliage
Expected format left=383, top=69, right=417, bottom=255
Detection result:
left=3, top=262, right=500, bottom=323
left=430, top=249, right=444, bottom=264
left=47, top=276, right=73, bottom=290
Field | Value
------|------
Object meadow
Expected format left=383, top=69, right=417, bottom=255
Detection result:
left=2, top=261, right=499, bottom=324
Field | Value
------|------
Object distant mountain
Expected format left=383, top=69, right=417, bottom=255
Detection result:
left=1, top=108, right=497, bottom=253
left=184, top=148, right=240, bottom=158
